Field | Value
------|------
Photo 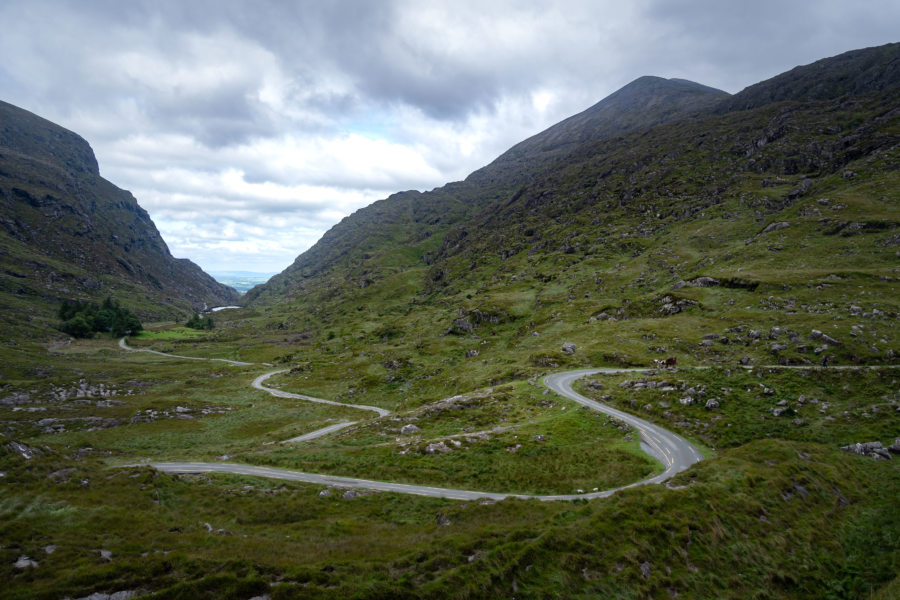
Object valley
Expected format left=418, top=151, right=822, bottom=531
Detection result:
left=1, top=43, right=899, bottom=599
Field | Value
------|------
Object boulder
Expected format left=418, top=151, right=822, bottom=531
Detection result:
left=14, top=555, right=38, bottom=569
left=821, top=334, right=841, bottom=346
left=425, top=441, right=451, bottom=454
left=561, top=342, right=577, bottom=354
left=889, top=438, right=900, bottom=454
left=841, top=441, right=892, bottom=459
left=705, top=398, right=720, bottom=410
left=761, top=221, right=790, bottom=235
left=400, top=424, right=421, bottom=435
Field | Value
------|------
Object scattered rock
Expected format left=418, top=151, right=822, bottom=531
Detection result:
left=761, top=222, right=790, bottom=235
left=561, top=342, right=577, bottom=354
left=659, top=296, right=699, bottom=315
left=14, top=555, right=38, bottom=568
left=318, top=488, right=331, bottom=498
left=821, top=333, right=841, bottom=346
left=100, top=549, right=112, bottom=561
left=5, top=441, right=42, bottom=460
left=640, top=561, right=652, bottom=580
left=705, top=398, right=720, bottom=410
left=673, top=276, right=719, bottom=289
left=465, top=349, right=479, bottom=358
left=889, top=438, right=900, bottom=454
left=436, top=513, right=451, bottom=527
left=842, top=441, right=893, bottom=460
left=679, top=397, right=695, bottom=406
left=72, top=590, right=140, bottom=600
left=48, top=468, right=75, bottom=483
left=425, top=441, right=451, bottom=454
left=400, top=424, right=421, bottom=435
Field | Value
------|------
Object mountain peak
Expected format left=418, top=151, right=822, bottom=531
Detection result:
left=468, top=76, right=728, bottom=183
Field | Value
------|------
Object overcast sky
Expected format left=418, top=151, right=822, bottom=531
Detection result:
left=1, top=1, right=897, bottom=274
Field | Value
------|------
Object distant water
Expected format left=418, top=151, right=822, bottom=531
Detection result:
left=209, top=271, right=276, bottom=293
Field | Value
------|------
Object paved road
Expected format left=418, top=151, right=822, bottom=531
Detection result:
left=252, top=370, right=391, bottom=417
left=544, top=369, right=704, bottom=482
left=281, top=421, right=357, bottom=443
left=120, top=334, right=898, bottom=500
left=144, top=366, right=704, bottom=501
left=119, top=337, right=253, bottom=366
left=119, top=335, right=705, bottom=500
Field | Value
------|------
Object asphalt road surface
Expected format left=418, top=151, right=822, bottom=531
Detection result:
left=145, top=366, right=704, bottom=502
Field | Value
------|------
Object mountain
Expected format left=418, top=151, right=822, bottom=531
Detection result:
left=718, top=42, right=900, bottom=112
left=0, top=100, right=239, bottom=333
left=245, top=76, right=729, bottom=307
left=3, top=44, right=899, bottom=600
left=468, top=76, right=728, bottom=186
left=247, top=42, right=899, bottom=372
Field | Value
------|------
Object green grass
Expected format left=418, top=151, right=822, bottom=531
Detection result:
left=242, top=380, right=661, bottom=495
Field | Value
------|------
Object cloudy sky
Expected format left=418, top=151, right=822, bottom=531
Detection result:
left=1, top=1, right=897, bottom=274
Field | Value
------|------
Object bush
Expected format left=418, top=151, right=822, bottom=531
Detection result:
left=186, top=313, right=215, bottom=330
left=58, top=297, right=142, bottom=338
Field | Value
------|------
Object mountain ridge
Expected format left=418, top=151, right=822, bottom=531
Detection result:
left=0, top=100, right=240, bottom=332
left=248, top=43, right=900, bottom=311
left=245, top=76, right=730, bottom=305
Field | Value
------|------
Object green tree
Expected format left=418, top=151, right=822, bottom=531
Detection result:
left=57, top=297, right=142, bottom=337
left=186, top=313, right=214, bottom=330
left=60, top=313, right=94, bottom=338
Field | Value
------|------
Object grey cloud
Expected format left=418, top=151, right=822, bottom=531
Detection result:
left=2, top=0, right=897, bottom=272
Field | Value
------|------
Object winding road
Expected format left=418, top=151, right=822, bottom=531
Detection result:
left=120, top=337, right=703, bottom=501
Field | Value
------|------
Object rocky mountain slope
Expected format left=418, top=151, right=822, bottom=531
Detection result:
left=0, top=100, right=239, bottom=334
left=239, top=43, right=899, bottom=384
left=246, top=76, right=730, bottom=306
left=248, top=45, right=898, bottom=346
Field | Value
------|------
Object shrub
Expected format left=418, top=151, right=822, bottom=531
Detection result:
left=58, top=297, right=142, bottom=338
left=186, top=313, right=215, bottom=330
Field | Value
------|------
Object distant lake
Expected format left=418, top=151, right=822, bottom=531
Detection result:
left=209, top=271, right=276, bottom=293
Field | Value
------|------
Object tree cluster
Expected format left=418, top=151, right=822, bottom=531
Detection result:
left=58, top=297, right=142, bottom=338
left=185, top=313, right=215, bottom=330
